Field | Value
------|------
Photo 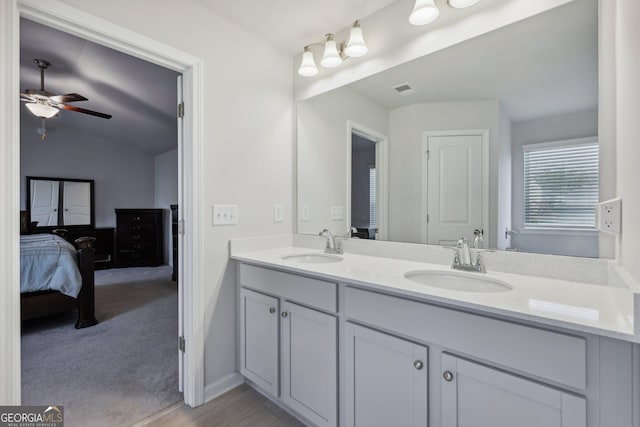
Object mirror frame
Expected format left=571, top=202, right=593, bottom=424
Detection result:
left=26, top=176, right=95, bottom=231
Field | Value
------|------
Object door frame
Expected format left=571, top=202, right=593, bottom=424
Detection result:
left=0, top=0, right=205, bottom=406
left=346, top=121, right=389, bottom=240
left=421, top=129, right=490, bottom=245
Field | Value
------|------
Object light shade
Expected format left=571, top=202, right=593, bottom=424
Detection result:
left=25, top=102, right=58, bottom=119
left=344, top=21, right=368, bottom=58
left=409, top=0, right=440, bottom=25
left=298, top=48, right=319, bottom=77
left=321, top=34, right=343, bottom=68
left=448, top=0, right=480, bottom=8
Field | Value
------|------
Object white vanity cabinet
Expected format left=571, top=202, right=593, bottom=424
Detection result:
left=344, top=322, right=428, bottom=427
left=441, top=354, right=586, bottom=427
left=238, top=264, right=338, bottom=427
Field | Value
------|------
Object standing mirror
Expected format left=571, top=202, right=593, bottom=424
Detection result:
left=26, top=176, right=95, bottom=230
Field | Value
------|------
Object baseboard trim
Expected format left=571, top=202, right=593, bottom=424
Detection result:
left=204, top=372, right=244, bottom=403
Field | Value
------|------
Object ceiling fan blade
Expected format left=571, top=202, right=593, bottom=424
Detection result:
left=49, top=93, right=88, bottom=103
left=20, top=93, right=35, bottom=102
left=61, top=104, right=112, bottom=119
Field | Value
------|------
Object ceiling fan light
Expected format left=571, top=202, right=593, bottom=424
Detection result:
left=344, top=21, right=368, bottom=58
left=298, top=47, right=319, bottom=77
left=321, top=34, right=343, bottom=68
left=448, top=0, right=480, bottom=8
left=25, top=102, right=58, bottom=119
left=409, top=0, right=440, bottom=25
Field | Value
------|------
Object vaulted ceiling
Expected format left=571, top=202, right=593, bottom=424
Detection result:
left=20, top=18, right=180, bottom=156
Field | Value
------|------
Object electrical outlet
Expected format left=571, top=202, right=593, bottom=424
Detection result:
left=598, top=198, right=621, bottom=235
left=213, top=204, right=238, bottom=226
left=273, top=204, right=284, bottom=223
left=331, top=206, right=344, bottom=221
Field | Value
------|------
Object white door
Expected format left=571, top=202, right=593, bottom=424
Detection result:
left=62, top=181, right=91, bottom=225
left=345, top=323, right=428, bottom=427
left=239, top=288, right=279, bottom=397
left=30, top=179, right=59, bottom=226
left=441, top=354, right=586, bottom=427
left=424, top=131, right=486, bottom=246
left=281, top=301, right=337, bottom=427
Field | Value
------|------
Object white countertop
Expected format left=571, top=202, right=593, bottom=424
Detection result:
left=231, top=245, right=637, bottom=343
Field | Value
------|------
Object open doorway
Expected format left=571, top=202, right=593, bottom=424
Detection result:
left=347, top=121, right=388, bottom=241
left=18, top=17, right=186, bottom=425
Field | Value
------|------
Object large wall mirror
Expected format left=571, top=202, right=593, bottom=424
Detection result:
left=26, top=176, right=95, bottom=230
left=297, top=0, right=601, bottom=258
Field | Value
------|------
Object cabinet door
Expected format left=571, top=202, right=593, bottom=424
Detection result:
left=345, top=323, right=428, bottom=427
left=281, top=301, right=337, bottom=427
left=441, top=354, right=586, bottom=427
left=240, top=288, right=279, bottom=396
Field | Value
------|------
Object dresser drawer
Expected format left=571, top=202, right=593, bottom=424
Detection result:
left=238, top=263, right=337, bottom=313
left=344, top=286, right=586, bottom=390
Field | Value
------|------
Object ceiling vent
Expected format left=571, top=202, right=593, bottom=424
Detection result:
left=392, top=82, right=417, bottom=96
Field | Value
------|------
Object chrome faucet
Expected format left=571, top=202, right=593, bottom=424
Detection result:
left=319, top=229, right=343, bottom=254
left=451, top=237, right=491, bottom=273
left=472, top=229, right=484, bottom=249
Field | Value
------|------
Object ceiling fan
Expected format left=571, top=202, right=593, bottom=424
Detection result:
left=20, top=58, right=113, bottom=121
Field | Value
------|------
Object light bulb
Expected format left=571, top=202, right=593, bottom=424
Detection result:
left=344, top=21, right=368, bottom=58
left=448, top=0, right=480, bottom=8
left=298, top=47, right=319, bottom=77
left=409, top=0, right=440, bottom=25
left=25, top=102, right=58, bottom=119
left=321, top=34, right=343, bottom=68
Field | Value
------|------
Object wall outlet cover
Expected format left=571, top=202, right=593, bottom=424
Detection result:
left=273, top=204, right=284, bottom=223
left=302, top=205, right=310, bottom=222
left=331, top=206, right=344, bottom=221
left=598, top=198, right=621, bottom=235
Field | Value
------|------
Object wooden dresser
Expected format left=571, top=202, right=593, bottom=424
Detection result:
left=115, top=209, right=163, bottom=268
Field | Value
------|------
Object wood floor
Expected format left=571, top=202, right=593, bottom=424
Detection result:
left=133, top=384, right=307, bottom=427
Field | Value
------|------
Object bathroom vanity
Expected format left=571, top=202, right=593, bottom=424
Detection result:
left=232, top=238, right=640, bottom=427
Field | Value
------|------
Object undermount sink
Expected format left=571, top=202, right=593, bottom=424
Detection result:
left=282, top=253, right=343, bottom=264
left=404, top=270, right=513, bottom=293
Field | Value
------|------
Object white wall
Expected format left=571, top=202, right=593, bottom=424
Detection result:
left=154, top=148, right=178, bottom=267
left=615, top=0, right=640, bottom=283
left=20, top=118, right=155, bottom=227
left=497, top=107, right=512, bottom=250
left=388, top=101, right=502, bottom=248
left=510, top=109, right=598, bottom=257
left=49, top=0, right=294, bottom=393
left=297, top=86, right=388, bottom=235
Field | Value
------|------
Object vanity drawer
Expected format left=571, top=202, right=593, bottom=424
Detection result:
left=238, top=263, right=337, bottom=313
left=344, top=286, right=586, bottom=390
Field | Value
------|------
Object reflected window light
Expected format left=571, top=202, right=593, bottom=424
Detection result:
left=528, top=299, right=600, bottom=322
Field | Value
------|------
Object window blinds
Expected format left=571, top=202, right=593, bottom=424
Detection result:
left=523, top=142, right=599, bottom=229
left=369, top=167, right=377, bottom=229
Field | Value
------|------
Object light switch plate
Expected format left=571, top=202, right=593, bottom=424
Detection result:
left=213, top=204, right=238, bottom=226
left=598, top=198, right=621, bottom=235
left=302, top=205, right=310, bottom=222
left=273, top=204, right=284, bottom=223
left=331, top=206, right=344, bottom=221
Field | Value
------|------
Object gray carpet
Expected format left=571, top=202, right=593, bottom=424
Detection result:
left=21, top=266, right=182, bottom=427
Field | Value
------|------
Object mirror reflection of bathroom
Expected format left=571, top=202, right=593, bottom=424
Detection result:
left=350, top=131, right=378, bottom=240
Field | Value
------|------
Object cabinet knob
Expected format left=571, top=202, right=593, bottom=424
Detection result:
left=413, top=360, right=424, bottom=370
left=443, top=371, right=454, bottom=382
left=269, top=307, right=276, bottom=314
left=281, top=312, right=288, bottom=318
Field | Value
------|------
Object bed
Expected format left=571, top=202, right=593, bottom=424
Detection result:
left=20, top=226, right=98, bottom=329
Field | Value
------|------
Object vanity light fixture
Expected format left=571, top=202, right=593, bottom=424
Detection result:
left=298, top=46, right=319, bottom=77
left=409, top=0, right=440, bottom=26
left=321, top=34, right=343, bottom=68
left=448, top=0, right=480, bottom=8
left=297, top=21, right=368, bottom=77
